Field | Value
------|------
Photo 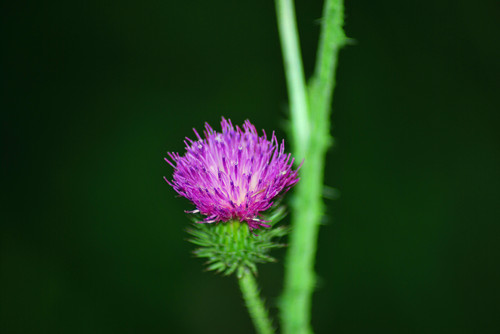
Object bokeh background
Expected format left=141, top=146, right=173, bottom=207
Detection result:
left=2, top=0, right=499, bottom=333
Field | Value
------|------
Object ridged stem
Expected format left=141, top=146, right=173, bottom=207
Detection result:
left=238, top=271, right=275, bottom=334
left=276, top=0, right=346, bottom=333
left=275, top=0, right=310, bottom=160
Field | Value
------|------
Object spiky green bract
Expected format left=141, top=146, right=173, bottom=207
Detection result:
left=187, top=205, right=288, bottom=278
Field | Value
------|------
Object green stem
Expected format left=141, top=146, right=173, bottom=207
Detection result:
left=238, top=271, right=275, bottom=334
left=275, top=0, right=310, bottom=161
left=277, top=1, right=346, bottom=334
left=309, top=0, right=346, bottom=126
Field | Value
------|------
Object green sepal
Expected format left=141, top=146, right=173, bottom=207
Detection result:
left=187, top=204, right=288, bottom=278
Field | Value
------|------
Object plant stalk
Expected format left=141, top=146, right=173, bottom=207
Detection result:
left=274, top=0, right=310, bottom=161
left=276, top=0, right=346, bottom=333
left=238, top=271, right=275, bottom=334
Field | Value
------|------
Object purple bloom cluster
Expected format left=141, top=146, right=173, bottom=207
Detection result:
left=165, top=118, right=300, bottom=230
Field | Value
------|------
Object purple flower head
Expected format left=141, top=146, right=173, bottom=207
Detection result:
left=165, top=117, right=300, bottom=230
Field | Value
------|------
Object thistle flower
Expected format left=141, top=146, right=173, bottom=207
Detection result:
left=165, top=117, right=300, bottom=230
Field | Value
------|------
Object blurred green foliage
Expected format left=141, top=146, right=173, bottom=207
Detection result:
left=2, top=0, right=499, bottom=333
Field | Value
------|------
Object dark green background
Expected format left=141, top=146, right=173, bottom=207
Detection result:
left=2, top=0, right=499, bottom=333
